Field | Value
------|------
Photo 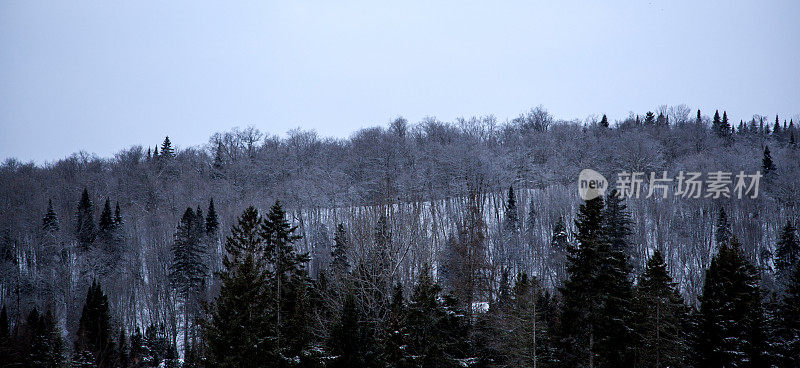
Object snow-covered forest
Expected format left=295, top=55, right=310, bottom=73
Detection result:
left=2, top=106, right=800, bottom=367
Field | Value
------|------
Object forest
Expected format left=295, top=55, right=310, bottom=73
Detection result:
left=1, top=105, right=800, bottom=368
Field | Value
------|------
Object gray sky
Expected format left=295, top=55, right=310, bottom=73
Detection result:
left=2, top=1, right=799, bottom=164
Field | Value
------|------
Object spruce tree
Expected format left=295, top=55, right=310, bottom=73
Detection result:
left=505, top=273, right=549, bottom=368
left=331, top=223, right=350, bottom=276
left=776, top=220, right=800, bottom=284
left=763, top=145, right=776, bottom=176
left=644, top=111, right=656, bottom=125
left=600, top=114, right=609, bottom=128
left=114, top=202, right=122, bottom=227
left=556, top=196, right=604, bottom=368
left=384, top=282, right=411, bottom=368
left=260, top=201, right=314, bottom=364
left=75, top=280, right=113, bottom=367
left=205, top=198, right=219, bottom=236
left=98, top=197, right=115, bottom=242
left=693, top=236, right=766, bottom=368
left=204, top=206, right=277, bottom=367
left=160, top=136, right=174, bottom=159
left=774, top=115, right=783, bottom=141
left=502, top=186, right=521, bottom=270
left=404, top=264, right=463, bottom=368
left=633, top=250, right=689, bottom=368
left=603, top=189, right=632, bottom=253
left=328, top=292, right=363, bottom=368
left=117, top=329, right=129, bottom=368
left=42, top=199, right=60, bottom=232
left=170, top=207, right=208, bottom=358
left=76, top=188, right=96, bottom=249
left=776, top=261, right=800, bottom=367
left=557, top=196, right=635, bottom=368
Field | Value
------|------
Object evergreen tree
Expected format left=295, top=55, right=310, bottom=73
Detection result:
left=160, top=136, right=174, bottom=159
left=98, top=197, right=115, bottom=241
left=776, top=261, right=800, bottom=367
left=328, top=292, right=364, bottom=368
left=502, top=186, right=522, bottom=270
left=599, top=114, right=609, bottom=128
left=696, top=109, right=702, bottom=124
left=76, top=188, right=96, bottom=249
left=693, top=236, right=766, bottom=368
left=260, top=200, right=314, bottom=364
left=404, top=264, right=464, bottom=368
left=776, top=220, right=800, bottom=282
left=504, top=273, right=549, bottom=368
left=0, top=305, right=11, bottom=365
left=204, top=206, right=277, bottom=367
left=633, top=250, right=689, bottom=368
left=556, top=196, right=635, bottom=368
left=384, top=282, right=411, bottom=368
left=763, top=145, right=776, bottom=176
left=205, top=198, right=219, bottom=236
left=170, top=207, right=208, bottom=359
left=644, top=111, right=656, bottom=125
left=656, top=112, right=668, bottom=126
left=114, top=201, right=122, bottom=227
left=331, top=223, right=350, bottom=276
left=117, top=329, right=129, bottom=368
left=42, top=199, right=60, bottom=232
left=603, top=189, right=632, bottom=253
left=75, top=280, right=114, bottom=367
left=774, top=115, right=783, bottom=141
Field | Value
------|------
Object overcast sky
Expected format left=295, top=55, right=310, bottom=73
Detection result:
left=1, top=1, right=799, bottom=164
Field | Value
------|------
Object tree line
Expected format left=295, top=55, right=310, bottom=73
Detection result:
left=2, top=106, right=800, bottom=367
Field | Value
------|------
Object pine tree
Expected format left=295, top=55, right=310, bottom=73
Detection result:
left=75, top=280, right=113, bottom=367
left=696, top=109, right=702, bottom=124
left=599, top=114, right=609, bottom=128
left=76, top=188, right=96, bottom=249
left=633, top=250, right=689, bottom=368
left=205, top=198, right=219, bottom=236
left=693, top=236, right=766, bottom=368
left=160, top=136, right=174, bottom=159
left=763, top=145, right=776, bottom=176
left=204, top=206, right=277, bottom=367
left=42, top=199, right=60, bottom=232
